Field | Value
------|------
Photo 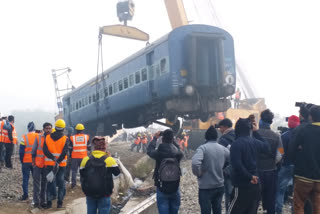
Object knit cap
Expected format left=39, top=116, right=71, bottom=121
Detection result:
left=288, top=115, right=300, bottom=128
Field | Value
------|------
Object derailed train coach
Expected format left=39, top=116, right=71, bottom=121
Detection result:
left=62, top=24, right=236, bottom=137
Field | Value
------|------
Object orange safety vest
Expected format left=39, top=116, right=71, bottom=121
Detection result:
left=22, top=132, right=37, bottom=163
left=179, top=138, right=184, bottom=150
left=134, top=137, right=141, bottom=145
left=184, top=136, right=189, bottom=148
left=44, top=135, right=67, bottom=167
left=141, top=137, right=147, bottom=144
left=0, top=121, right=4, bottom=142
left=70, top=134, right=89, bottom=159
left=235, top=91, right=241, bottom=99
left=2, top=123, right=17, bottom=144
left=35, top=134, right=45, bottom=168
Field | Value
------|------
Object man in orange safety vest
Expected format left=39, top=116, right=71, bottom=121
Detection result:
left=69, top=123, right=90, bottom=188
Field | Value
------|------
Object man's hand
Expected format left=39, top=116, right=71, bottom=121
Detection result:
left=106, top=151, right=111, bottom=157
left=252, top=122, right=258, bottom=131
left=250, top=175, right=259, bottom=184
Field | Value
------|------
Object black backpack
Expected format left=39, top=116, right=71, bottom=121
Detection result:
left=158, top=158, right=181, bottom=194
left=80, top=155, right=110, bottom=199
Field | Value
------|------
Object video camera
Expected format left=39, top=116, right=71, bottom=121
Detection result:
left=277, top=126, right=289, bottom=134
left=35, top=130, right=42, bottom=134
left=295, top=102, right=315, bottom=109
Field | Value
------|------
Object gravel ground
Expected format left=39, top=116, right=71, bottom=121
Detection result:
left=179, top=160, right=293, bottom=214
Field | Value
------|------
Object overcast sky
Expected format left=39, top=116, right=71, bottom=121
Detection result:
left=0, top=0, right=319, bottom=117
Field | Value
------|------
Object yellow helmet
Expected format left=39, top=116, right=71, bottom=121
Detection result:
left=55, top=119, right=66, bottom=130
left=52, top=127, right=56, bottom=133
left=75, top=123, right=85, bottom=131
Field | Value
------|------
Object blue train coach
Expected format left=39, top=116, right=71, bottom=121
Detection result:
left=62, top=24, right=236, bottom=136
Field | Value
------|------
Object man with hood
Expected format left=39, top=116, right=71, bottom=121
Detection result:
left=257, top=109, right=283, bottom=214
left=19, top=121, right=37, bottom=200
left=228, top=117, right=270, bottom=214
left=43, top=119, right=68, bottom=208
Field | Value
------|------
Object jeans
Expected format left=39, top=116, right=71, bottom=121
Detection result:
left=46, top=166, right=66, bottom=203
left=259, top=170, right=277, bottom=214
left=33, top=166, right=47, bottom=205
left=0, top=142, right=5, bottom=163
left=4, top=143, right=14, bottom=168
left=199, top=187, right=224, bottom=214
left=22, top=163, right=33, bottom=197
left=275, top=165, right=294, bottom=213
left=156, top=188, right=180, bottom=214
left=293, top=178, right=320, bottom=214
left=86, top=196, right=111, bottom=214
left=71, top=158, right=82, bottom=187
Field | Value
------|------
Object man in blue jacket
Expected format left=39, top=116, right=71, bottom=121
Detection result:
left=228, top=117, right=270, bottom=214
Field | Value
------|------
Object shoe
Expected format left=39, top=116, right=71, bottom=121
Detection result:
left=33, top=203, right=40, bottom=208
left=57, top=201, right=63, bottom=208
left=71, top=184, right=76, bottom=189
left=46, top=201, right=52, bottom=209
left=40, top=203, right=47, bottom=209
left=19, top=195, right=28, bottom=201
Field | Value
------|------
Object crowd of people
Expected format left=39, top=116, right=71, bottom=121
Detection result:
left=0, top=118, right=120, bottom=214
left=0, top=102, right=319, bottom=214
left=147, top=104, right=320, bottom=214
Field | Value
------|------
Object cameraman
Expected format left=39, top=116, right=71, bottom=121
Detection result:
left=217, top=119, right=235, bottom=213
left=289, top=105, right=320, bottom=213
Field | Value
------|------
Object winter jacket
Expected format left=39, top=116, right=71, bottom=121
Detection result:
left=147, top=137, right=183, bottom=187
left=218, top=129, right=235, bottom=148
left=281, top=128, right=294, bottom=166
left=230, top=131, right=270, bottom=187
left=290, top=123, right=320, bottom=181
left=257, top=127, right=283, bottom=171
left=192, top=141, right=229, bottom=189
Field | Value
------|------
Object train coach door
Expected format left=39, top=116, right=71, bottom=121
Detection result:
left=147, top=51, right=157, bottom=98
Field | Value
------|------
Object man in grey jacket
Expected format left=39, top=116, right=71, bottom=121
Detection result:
left=192, top=126, right=230, bottom=214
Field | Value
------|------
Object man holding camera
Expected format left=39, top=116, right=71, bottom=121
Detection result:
left=228, top=116, right=270, bottom=214
left=289, top=105, right=320, bottom=214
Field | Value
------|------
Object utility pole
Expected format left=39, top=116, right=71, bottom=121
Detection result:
left=51, top=67, right=75, bottom=119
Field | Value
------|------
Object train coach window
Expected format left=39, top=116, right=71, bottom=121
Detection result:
left=100, top=89, right=103, bottom=99
left=109, top=85, right=113, bottom=95
left=89, top=96, right=91, bottom=104
left=129, top=74, right=134, bottom=87
left=76, top=102, right=78, bottom=110
left=124, top=77, right=128, bottom=89
left=156, top=64, right=160, bottom=77
left=135, top=71, right=140, bottom=84
left=149, top=65, right=155, bottom=80
left=79, top=100, right=82, bottom=108
left=85, top=97, right=88, bottom=105
left=82, top=98, right=85, bottom=106
left=141, top=68, right=147, bottom=81
left=113, top=82, right=118, bottom=93
left=104, top=87, right=108, bottom=97
left=118, top=80, right=123, bottom=91
left=93, top=94, right=96, bottom=102
left=96, top=92, right=100, bottom=100
left=160, top=58, right=167, bottom=74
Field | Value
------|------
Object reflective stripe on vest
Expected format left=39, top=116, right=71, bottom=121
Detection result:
left=35, top=134, right=45, bottom=168
left=0, top=121, right=4, bottom=142
left=71, top=134, right=88, bottom=159
left=44, top=136, right=68, bottom=167
left=23, top=133, right=36, bottom=163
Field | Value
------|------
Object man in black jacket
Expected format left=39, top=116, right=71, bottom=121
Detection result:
left=289, top=105, right=320, bottom=213
left=147, top=129, right=183, bottom=214
left=217, top=118, right=235, bottom=213
left=228, top=118, right=270, bottom=214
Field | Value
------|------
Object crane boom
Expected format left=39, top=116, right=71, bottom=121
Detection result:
left=164, top=0, right=188, bottom=29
